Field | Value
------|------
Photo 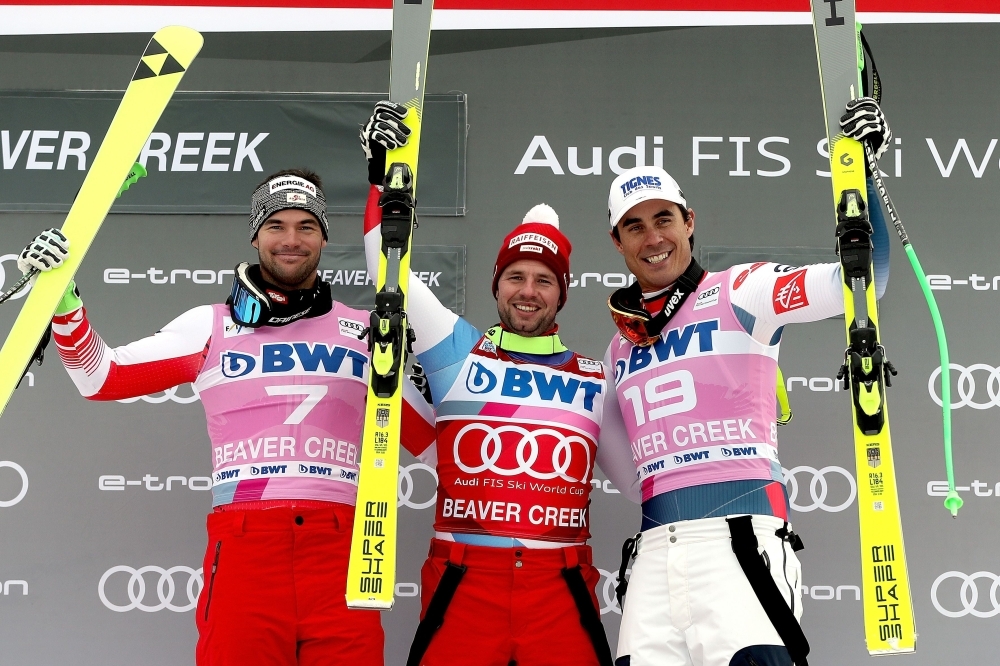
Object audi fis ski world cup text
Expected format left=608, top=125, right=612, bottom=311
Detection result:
left=444, top=423, right=595, bottom=529
left=514, top=134, right=1000, bottom=181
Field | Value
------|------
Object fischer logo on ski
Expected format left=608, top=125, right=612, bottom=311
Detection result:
left=0, top=26, right=203, bottom=421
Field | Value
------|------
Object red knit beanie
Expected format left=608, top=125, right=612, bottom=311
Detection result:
left=492, top=204, right=573, bottom=309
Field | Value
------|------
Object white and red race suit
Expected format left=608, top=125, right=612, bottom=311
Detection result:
left=364, top=186, right=611, bottom=666
left=51, top=300, right=435, bottom=506
left=51, top=292, right=436, bottom=666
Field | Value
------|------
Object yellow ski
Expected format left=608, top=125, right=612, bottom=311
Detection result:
left=0, top=26, right=203, bottom=420
left=346, top=0, right=434, bottom=610
left=810, top=3, right=915, bottom=654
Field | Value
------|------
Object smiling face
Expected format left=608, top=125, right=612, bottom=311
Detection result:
left=495, top=259, right=561, bottom=337
left=611, top=198, right=695, bottom=293
left=251, top=208, right=327, bottom=291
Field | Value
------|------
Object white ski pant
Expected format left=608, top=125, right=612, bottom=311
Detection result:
left=616, top=515, right=803, bottom=666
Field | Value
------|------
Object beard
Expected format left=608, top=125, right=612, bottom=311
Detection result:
left=258, top=250, right=321, bottom=290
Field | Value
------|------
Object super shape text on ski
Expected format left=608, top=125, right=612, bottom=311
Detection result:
left=346, top=0, right=434, bottom=610
left=810, top=1, right=915, bottom=654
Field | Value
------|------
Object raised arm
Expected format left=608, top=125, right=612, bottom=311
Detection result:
left=360, top=103, right=483, bottom=413
left=729, top=185, right=890, bottom=348
left=359, top=101, right=466, bottom=357
left=363, top=185, right=461, bottom=356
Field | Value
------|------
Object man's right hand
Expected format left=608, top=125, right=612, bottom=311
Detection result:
left=17, top=228, right=69, bottom=288
left=360, top=101, right=411, bottom=185
left=18, top=228, right=69, bottom=275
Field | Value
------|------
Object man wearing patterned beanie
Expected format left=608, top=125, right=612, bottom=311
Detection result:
left=360, top=102, right=615, bottom=666
left=15, top=168, right=437, bottom=665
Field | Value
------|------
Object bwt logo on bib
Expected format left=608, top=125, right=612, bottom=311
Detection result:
left=722, top=446, right=758, bottom=457
left=250, top=465, right=287, bottom=476
left=464, top=361, right=602, bottom=411
left=625, top=320, right=718, bottom=376
left=620, top=175, right=662, bottom=196
left=221, top=343, right=367, bottom=379
left=298, top=464, right=333, bottom=476
left=674, top=451, right=710, bottom=464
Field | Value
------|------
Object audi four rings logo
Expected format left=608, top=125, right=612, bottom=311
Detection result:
left=597, top=567, right=628, bottom=615
left=453, top=424, right=593, bottom=483
left=928, top=364, right=1000, bottom=409
left=0, top=461, right=29, bottom=508
left=0, top=253, right=30, bottom=300
left=931, top=571, right=1000, bottom=618
left=782, top=466, right=856, bottom=513
left=99, top=566, right=203, bottom=612
left=117, top=384, right=200, bottom=404
left=398, top=462, right=437, bottom=510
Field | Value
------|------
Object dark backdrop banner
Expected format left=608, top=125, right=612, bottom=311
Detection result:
left=0, top=91, right=467, bottom=215
left=1, top=24, right=999, bottom=666
left=319, top=244, right=467, bottom=313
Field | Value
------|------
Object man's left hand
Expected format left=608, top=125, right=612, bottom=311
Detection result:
left=841, top=97, right=892, bottom=161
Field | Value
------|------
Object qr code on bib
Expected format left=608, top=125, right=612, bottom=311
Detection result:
left=873, top=501, right=884, bottom=511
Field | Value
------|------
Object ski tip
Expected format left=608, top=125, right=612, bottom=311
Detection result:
left=150, top=26, right=204, bottom=70
left=944, top=490, right=963, bottom=517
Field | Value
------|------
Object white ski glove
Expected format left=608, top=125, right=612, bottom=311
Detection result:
left=840, top=97, right=892, bottom=161
left=18, top=228, right=69, bottom=285
left=361, top=101, right=411, bottom=185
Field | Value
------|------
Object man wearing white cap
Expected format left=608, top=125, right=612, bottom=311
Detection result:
left=595, top=98, right=893, bottom=666
left=361, top=103, right=614, bottom=666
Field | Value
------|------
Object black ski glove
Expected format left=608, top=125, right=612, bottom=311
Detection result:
left=840, top=97, right=892, bottom=161
left=360, top=101, right=411, bottom=185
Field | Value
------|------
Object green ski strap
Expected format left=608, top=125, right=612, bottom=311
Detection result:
left=811, top=1, right=915, bottom=653
left=858, top=27, right=960, bottom=517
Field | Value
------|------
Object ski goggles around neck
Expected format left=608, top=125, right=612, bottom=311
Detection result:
left=607, top=259, right=706, bottom=347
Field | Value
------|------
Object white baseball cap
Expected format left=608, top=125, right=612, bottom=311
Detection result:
left=608, top=166, right=687, bottom=228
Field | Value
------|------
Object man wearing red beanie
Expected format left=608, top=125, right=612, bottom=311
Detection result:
left=360, top=102, right=613, bottom=666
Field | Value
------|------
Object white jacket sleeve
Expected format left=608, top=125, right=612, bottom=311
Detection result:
left=363, top=184, right=459, bottom=355
left=728, top=262, right=845, bottom=346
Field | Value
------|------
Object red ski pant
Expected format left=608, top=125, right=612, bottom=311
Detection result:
left=415, top=539, right=604, bottom=666
left=195, top=505, right=384, bottom=666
